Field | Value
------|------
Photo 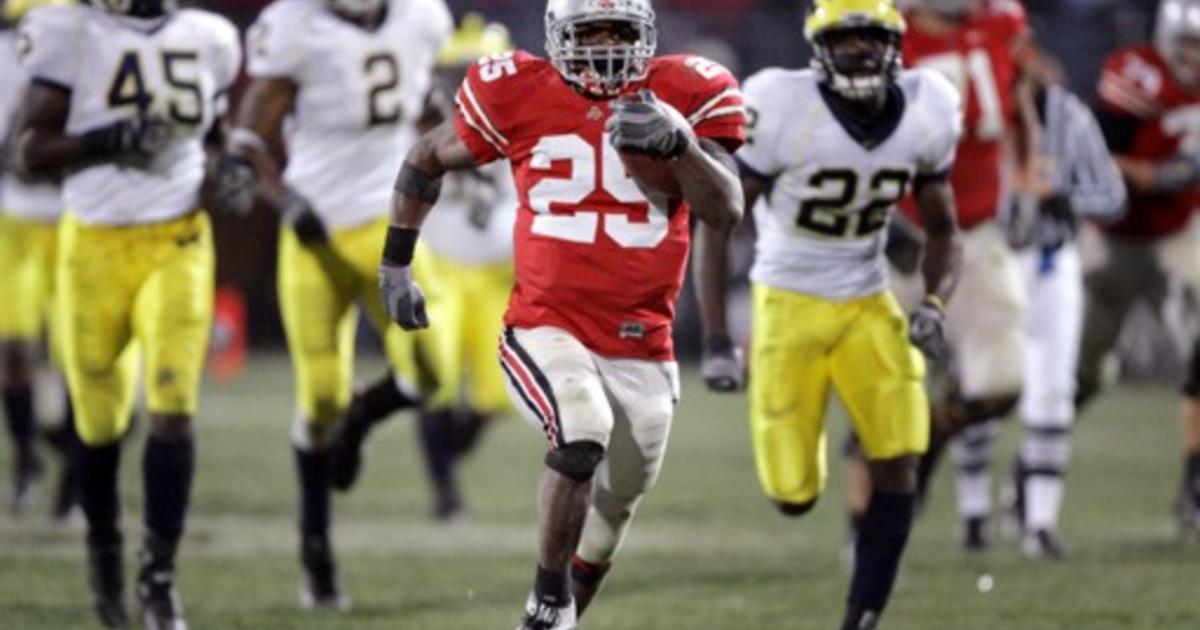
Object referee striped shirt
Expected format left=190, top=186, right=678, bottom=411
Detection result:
left=1040, top=84, right=1127, bottom=222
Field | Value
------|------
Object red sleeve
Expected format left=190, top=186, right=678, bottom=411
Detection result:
left=1096, top=47, right=1164, bottom=119
left=453, top=51, right=538, bottom=165
left=651, top=56, right=747, bottom=153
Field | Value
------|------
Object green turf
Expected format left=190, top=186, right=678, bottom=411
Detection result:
left=2, top=355, right=1198, bottom=629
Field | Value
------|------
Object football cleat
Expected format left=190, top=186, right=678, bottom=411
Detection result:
left=1177, top=493, right=1200, bottom=539
left=87, top=540, right=130, bottom=628
left=299, top=536, right=351, bottom=611
left=1020, top=529, right=1069, bottom=561
left=8, top=448, right=43, bottom=516
left=960, top=516, right=991, bottom=553
left=137, top=541, right=187, bottom=630
left=516, top=592, right=577, bottom=630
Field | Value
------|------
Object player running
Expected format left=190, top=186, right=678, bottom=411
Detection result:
left=10, top=0, right=241, bottom=627
left=378, top=0, right=746, bottom=626
left=230, top=0, right=451, bottom=610
left=1082, top=0, right=1200, bottom=536
left=697, top=1, right=961, bottom=627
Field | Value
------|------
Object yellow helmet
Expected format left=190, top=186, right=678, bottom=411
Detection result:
left=805, top=0, right=906, bottom=102
left=4, top=0, right=71, bottom=21
left=437, top=13, right=513, bottom=68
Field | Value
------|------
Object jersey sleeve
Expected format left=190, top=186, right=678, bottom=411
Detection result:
left=1096, top=47, right=1164, bottom=120
left=453, top=51, right=531, bottom=165
left=916, top=70, right=964, bottom=176
left=245, top=1, right=307, bottom=80
left=671, top=56, right=746, bottom=151
left=18, top=5, right=82, bottom=90
left=206, top=14, right=243, bottom=92
left=734, top=68, right=787, bottom=178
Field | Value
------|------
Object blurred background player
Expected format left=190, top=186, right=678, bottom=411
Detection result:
left=230, top=0, right=451, bottom=611
left=697, top=1, right=962, bottom=626
left=1081, top=0, right=1200, bottom=536
left=10, top=0, right=241, bottom=626
left=0, top=0, right=76, bottom=520
left=377, top=0, right=746, bottom=625
left=1000, top=63, right=1126, bottom=559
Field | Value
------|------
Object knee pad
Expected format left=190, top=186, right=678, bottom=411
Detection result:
left=545, top=440, right=605, bottom=482
left=1184, top=338, right=1200, bottom=399
left=775, top=498, right=818, bottom=518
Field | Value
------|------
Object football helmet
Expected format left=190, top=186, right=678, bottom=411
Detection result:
left=545, top=0, right=657, bottom=97
left=92, top=0, right=172, bottom=18
left=1156, top=0, right=1200, bottom=89
left=327, top=0, right=385, bottom=20
left=3, top=0, right=72, bottom=22
left=438, top=12, right=512, bottom=68
left=806, top=0, right=906, bottom=102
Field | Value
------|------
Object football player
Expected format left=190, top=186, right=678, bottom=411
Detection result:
left=697, top=1, right=962, bottom=627
left=230, top=0, right=451, bottom=610
left=9, top=0, right=241, bottom=627
left=1081, top=0, right=1200, bottom=535
left=378, top=0, right=746, bottom=626
left=0, top=0, right=72, bottom=518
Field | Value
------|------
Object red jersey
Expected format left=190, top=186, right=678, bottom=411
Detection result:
left=902, top=0, right=1028, bottom=229
left=1097, top=44, right=1200, bottom=239
left=453, top=52, right=745, bottom=360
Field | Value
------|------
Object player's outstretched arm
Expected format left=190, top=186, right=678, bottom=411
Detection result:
left=379, top=121, right=478, bottom=331
left=9, top=83, right=167, bottom=178
left=908, top=178, right=962, bottom=360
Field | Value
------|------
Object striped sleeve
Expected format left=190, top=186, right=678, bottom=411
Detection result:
left=452, top=63, right=512, bottom=165
left=1053, top=88, right=1127, bottom=222
left=1096, top=50, right=1163, bottom=119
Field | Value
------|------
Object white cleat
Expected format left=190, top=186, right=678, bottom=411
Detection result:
left=515, top=592, right=577, bottom=630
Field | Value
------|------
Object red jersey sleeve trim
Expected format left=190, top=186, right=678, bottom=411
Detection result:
left=1097, top=73, right=1161, bottom=118
left=686, top=88, right=745, bottom=126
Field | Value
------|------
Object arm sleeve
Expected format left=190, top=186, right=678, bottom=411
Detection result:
left=210, top=17, right=243, bottom=93
left=917, top=71, right=964, bottom=175
left=1063, top=96, right=1127, bottom=221
left=452, top=58, right=514, bottom=165
left=1096, top=50, right=1162, bottom=121
left=733, top=69, right=783, bottom=177
left=681, top=57, right=746, bottom=151
left=245, top=5, right=306, bottom=80
left=18, top=6, right=81, bottom=90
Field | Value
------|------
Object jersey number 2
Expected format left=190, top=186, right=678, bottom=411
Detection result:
left=107, top=51, right=203, bottom=125
left=797, top=169, right=910, bottom=239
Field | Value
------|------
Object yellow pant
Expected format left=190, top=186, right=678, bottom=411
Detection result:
left=750, top=284, right=929, bottom=505
left=278, top=217, right=426, bottom=427
left=0, top=214, right=58, bottom=343
left=58, top=212, right=214, bottom=446
left=421, top=249, right=513, bottom=414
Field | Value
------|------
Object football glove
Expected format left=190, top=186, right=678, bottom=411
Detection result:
left=280, top=191, right=329, bottom=246
left=909, top=296, right=948, bottom=361
left=701, top=335, right=747, bottom=393
left=1153, top=154, right=1200, bottom=192
left=205, top=154, right=258, bottom=216
left=606, top=90, right=695, bottom=160
left=83, top=116, right=170, bottom=162
left=379, top=264, right=429, bottom=331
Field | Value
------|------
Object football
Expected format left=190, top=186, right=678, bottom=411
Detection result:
left=620, top=150, right=683, bottom=198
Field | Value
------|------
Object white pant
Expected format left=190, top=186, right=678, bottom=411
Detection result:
left=1019, top=244, right=1083, bottom=424
left=499, top=326, right=679, bottom=564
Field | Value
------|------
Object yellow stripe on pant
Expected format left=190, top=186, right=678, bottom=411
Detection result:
left=58, top=212, right=214, bottom=446
left=749, top=283, right=929, bottom=505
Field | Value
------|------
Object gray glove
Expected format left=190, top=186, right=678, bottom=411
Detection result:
left=606, top=90, right=695, bottom=160
left=280, top=191, right=329, bottom=246
left=206, top=154, right=258, bottom=216
left=701, top=335, right=747, bottom=392
left=909, top=297, right=948, bottom=361
left=379, top=264, right=429, bottom=331
left=1153, top=154, right=1200, bottom=192
left=83, top=116, right=170, bottom=162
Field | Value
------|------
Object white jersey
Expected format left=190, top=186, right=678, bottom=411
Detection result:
left=423, top=161, right=516, bottom=264
left=19, top=6, right=240, bottom=226
left=0, top=30, right=61, bottom=222
left=739, top=68, right=962, bottom=300
left=246, top=0, right=452, bottom=229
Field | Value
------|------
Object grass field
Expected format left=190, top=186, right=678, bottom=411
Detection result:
left=1, top=354, right=1198, bottom=630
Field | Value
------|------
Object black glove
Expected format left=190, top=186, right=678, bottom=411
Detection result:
left=281, top=191, right=329, bottom=246
left=1153, top=154, right=1200, bottom=192
left=379, top=263, right=429, bottom=331
left=909, top=296, right=948, bottom=361
left=606, top=90, right=694, bottom=160
left=205, top=154, right=258, bottom=216
left=83, top=117, right=170, bottom=162
left=701, top=335, right=747, bottom=393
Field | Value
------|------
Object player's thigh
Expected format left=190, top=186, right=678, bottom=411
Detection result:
left=831, top=292, right=929, bottom=461
left=945, top=224, right=1025, bottom=399
left=499, top=326, right=613, bottom=448
left=132, top=213, right=215, bottom=417
left=463, top=262, right=515, bottom=414
left=0, top=216, right=48, bottom=341
left=594, top=357, right=678, bottom=498
left=278, top=226, right=358, bottom=420
left=1020, top=246, right=1083, bottom=423
left=749, top=284, right=835, bottom=505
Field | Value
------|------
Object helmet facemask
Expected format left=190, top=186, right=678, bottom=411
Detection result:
left=546, top=6, right=657, bottom=98
left=812, top=26, right=902, bottom=104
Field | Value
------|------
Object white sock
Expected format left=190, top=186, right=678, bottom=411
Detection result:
left=1025, top=475, right=1064, bottom=531
left=954, top=424, right=996, bottom=519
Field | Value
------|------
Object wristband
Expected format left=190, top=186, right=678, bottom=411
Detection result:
left=383, top=226, right=419, bottom=266
left=922, top=294, right=945, bottom=312
left=81, top=126, right=119, bottom=160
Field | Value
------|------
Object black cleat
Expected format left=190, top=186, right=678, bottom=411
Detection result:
left=87, top=540, right=129, bottom=628
left=328, top=413, right=372, bottom=492
left=9, top=449, right=43, bottom=516
left=299, top=535, right=350, bottom=611
left=137, top=538, right=187, bottom=630
left=961, top=516, right=991, bottom=553
left=1021, top=528, right=1069, bottom=561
